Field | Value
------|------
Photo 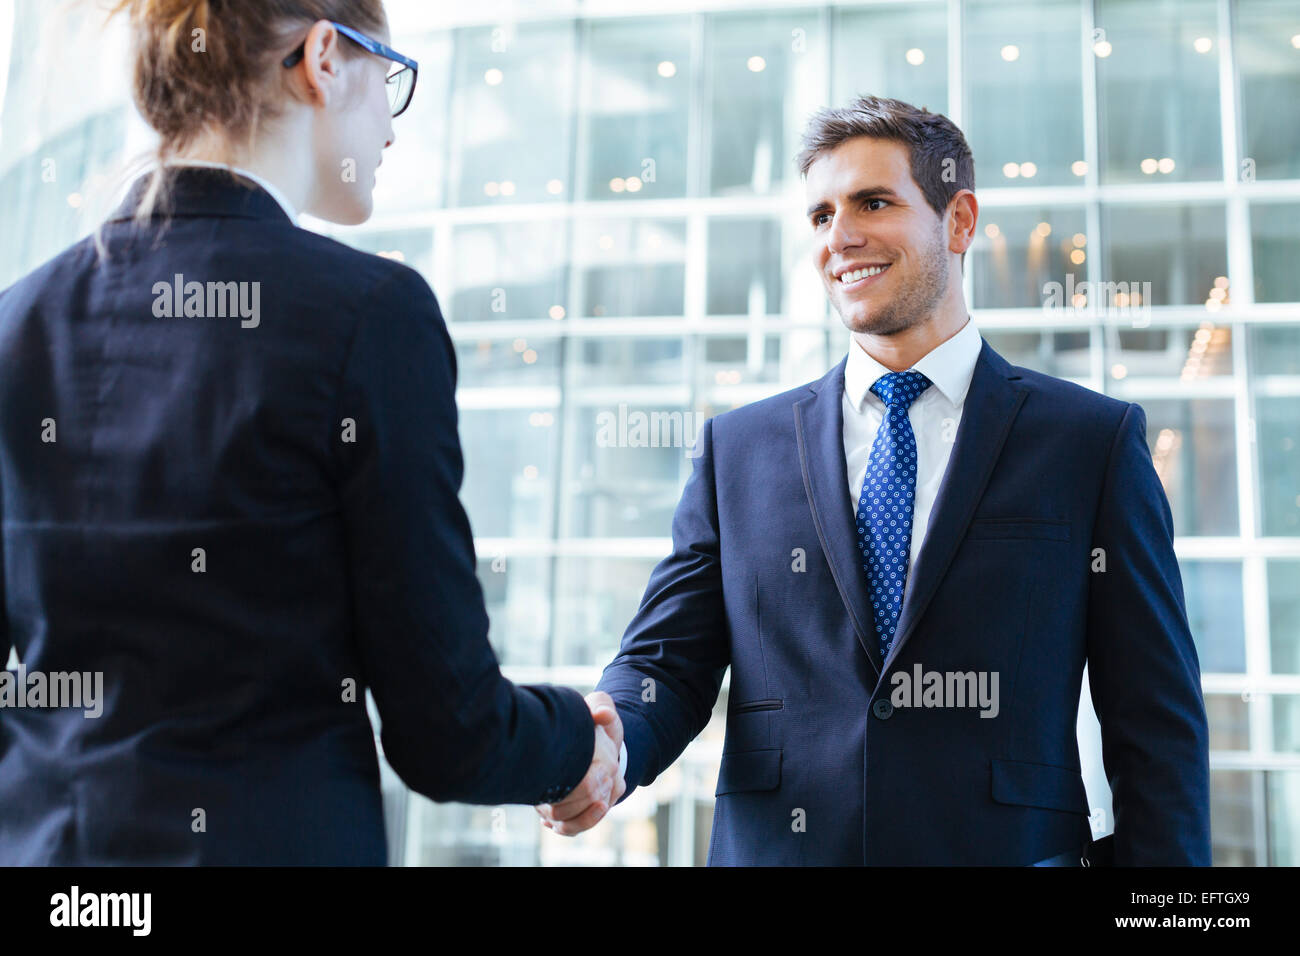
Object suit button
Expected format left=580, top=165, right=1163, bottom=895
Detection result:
left=872, top=699, right=894, bottom=720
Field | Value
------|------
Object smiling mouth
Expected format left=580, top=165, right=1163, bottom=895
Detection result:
left=836, top=263, right=891, bottom=288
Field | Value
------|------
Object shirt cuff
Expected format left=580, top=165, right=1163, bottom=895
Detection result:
left=618, top=740, right=627, bottom=780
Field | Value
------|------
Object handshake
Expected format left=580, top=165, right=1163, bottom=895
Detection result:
left=534, top=691, right=626, bottom=836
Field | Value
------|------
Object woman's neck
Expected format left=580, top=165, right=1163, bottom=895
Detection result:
left=175, top=123, right=314, bottom=218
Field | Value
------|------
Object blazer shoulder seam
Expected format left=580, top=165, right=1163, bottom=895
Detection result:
left=1086, top=400, right=1137, bottom=534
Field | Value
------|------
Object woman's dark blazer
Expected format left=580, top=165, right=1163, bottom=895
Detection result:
left=0, top=167, right=593, bottom=864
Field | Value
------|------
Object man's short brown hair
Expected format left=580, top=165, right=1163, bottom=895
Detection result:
left=795, top=94, right=975, bottom=222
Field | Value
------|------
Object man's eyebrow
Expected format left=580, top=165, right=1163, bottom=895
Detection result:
left=805, top=187, right=904, bottom=219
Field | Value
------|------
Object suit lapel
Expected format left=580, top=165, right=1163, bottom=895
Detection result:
left=794, top=358, right=886, bottom=677
left=881, top=339, right=1028, bottom=674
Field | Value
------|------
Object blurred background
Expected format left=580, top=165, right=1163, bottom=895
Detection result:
left=0, top=0, right=1297, bottom=865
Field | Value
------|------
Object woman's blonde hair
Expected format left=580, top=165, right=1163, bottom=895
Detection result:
left=100, top=0, right=385, bottom=245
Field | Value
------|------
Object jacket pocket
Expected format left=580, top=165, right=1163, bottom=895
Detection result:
left=729, top=698, right=783, bottom=715
left=991, top=757, right=1089, bottom=815
left=715, top=748, right=782, bottom=796
left=968, top=518, right=1070, bottom=541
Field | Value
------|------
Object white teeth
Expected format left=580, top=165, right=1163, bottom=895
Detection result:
left=840, top=264, right=889, bottom=283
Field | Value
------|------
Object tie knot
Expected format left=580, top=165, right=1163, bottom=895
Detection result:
left=871, top=370, right=932, bottom=410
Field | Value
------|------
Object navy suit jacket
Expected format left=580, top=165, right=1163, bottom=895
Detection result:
left=0, top=167, right=594, bottom=864
left=598, top=340, right=1212, bottom=865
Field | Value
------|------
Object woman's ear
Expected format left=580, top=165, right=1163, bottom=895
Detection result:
left=293, top=19, right=344, bottom=108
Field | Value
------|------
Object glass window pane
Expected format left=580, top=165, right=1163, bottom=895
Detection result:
left=1102, top=204, right=1227, bottom=306
left=581, top=17, right=691, bottom=201
left=980, top=329, right=1092, bottom=378
left=562, top=402, right=692, bottom=537
left=1211, top=770, right=1257, bottom=865
left=1094, top=0, right=1222, bottom=184
left=1250, top=326, right=1300, bottom=536
left=339, top=228, right=434, bottom=279
left=1140, top=399, right=1239, bottom=536
left=1274, top=695, right=1300, bottom=752
left=833, top=2, right=948, bottom=113
left=1267, top=770, right=1300, bottom=865
left=971, top=208, right=1087, bottom=308
left=964, top=0, right=1083, bottom=188
left=698, top=334, right=786, bottom=388
left=448, top=23, right=576, bottom=207
left=707, top=217, right=782, bottom=315
left=554, top=557, right=661, bottom=666
left=1256, top=396, right=1300, bottom=536
left=1267, top=560, right=1300, bottom=674
left=455, top=337, right=562, bottom=388
left=1206, top=694, right=1250, bottom=751
left=1105, top=324, right=1232, bottom=381
left=407, top=801, right=545, bottom=866
left=1251, top=202, right=1300, bottom=304
left=460, top=408, right=558, bottom=538
left=449, top=221, right=571, bottom=322
left=477, top=555, right=552, bottom=666
left=706, top=11, right=825, bottom=197
left=575, top=218, right=687, bottom=317
left=569, top=337, right=686, bottom=387
left=0, top=109, right=125, bottom=289
left=1178, top=560, right=1245, bottom=673
left=1250, top=324, right=1300, bottom=376
left=1236, top=0, right=1300, bottom=181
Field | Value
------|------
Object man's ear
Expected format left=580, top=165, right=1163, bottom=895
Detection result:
left=294, top=19, right=344, bottom=108
left=946, top=189, right=978, bottom=258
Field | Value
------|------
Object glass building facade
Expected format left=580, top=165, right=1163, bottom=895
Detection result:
left=1, top=0, right=1297, bottom=865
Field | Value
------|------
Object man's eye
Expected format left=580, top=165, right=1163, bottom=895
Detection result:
left=813, top=213, right=831, bottom=227
left=867, top=198, right=888, bottom=211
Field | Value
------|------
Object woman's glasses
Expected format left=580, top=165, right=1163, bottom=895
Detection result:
left=283, top=21, right=419, bottom=118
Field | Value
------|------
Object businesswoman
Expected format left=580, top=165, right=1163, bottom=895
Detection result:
left=0, top=0, right=619, bottom=864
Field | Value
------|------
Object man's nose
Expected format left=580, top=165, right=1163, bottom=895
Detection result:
left=826, top=211, right=863, bottom=256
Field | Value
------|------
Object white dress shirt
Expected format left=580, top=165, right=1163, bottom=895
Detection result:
left=161, top=158, right=300, bottom=225
left=842, top=315, right=983, bottom=592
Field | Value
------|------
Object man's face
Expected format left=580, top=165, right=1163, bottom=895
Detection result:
left=805, top=136, right=953, bottom=336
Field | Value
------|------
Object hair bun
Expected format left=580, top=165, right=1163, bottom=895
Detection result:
left=109, top=0, right=386, bottom=158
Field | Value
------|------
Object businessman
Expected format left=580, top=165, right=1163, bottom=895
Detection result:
left=539, top=95, right=1211, bottom=865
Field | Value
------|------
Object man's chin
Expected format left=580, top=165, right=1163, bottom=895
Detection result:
left=837, top=305, right=903, bottom=336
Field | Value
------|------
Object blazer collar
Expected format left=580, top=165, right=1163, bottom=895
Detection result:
left=105, top=165, right=294, bottom=226
left=795, top=338, right=1028, bottom=680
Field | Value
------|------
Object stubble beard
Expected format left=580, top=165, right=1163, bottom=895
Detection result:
left=835, top=225, right=951, bottom=337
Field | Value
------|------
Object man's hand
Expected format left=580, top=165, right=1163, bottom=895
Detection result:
left=535, top=692, right=626, bottom=836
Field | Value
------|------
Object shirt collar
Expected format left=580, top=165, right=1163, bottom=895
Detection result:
left=844, top=315, right=982, bottom=411
left=162, top=159, right=299, bottom=225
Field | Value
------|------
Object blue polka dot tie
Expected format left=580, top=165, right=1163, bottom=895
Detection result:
left=856, top=370, right=933, bottom=661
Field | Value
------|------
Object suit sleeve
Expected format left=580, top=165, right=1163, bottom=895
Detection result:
left=1, top=460, right=8, bottom=669
left=1085, top=401, right=1212, bottom=865
left=0, top=289, right=10, bottom=673
left=596, top=417, right=731, bottom=803
left=332, top=265, right=594, bottom=806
